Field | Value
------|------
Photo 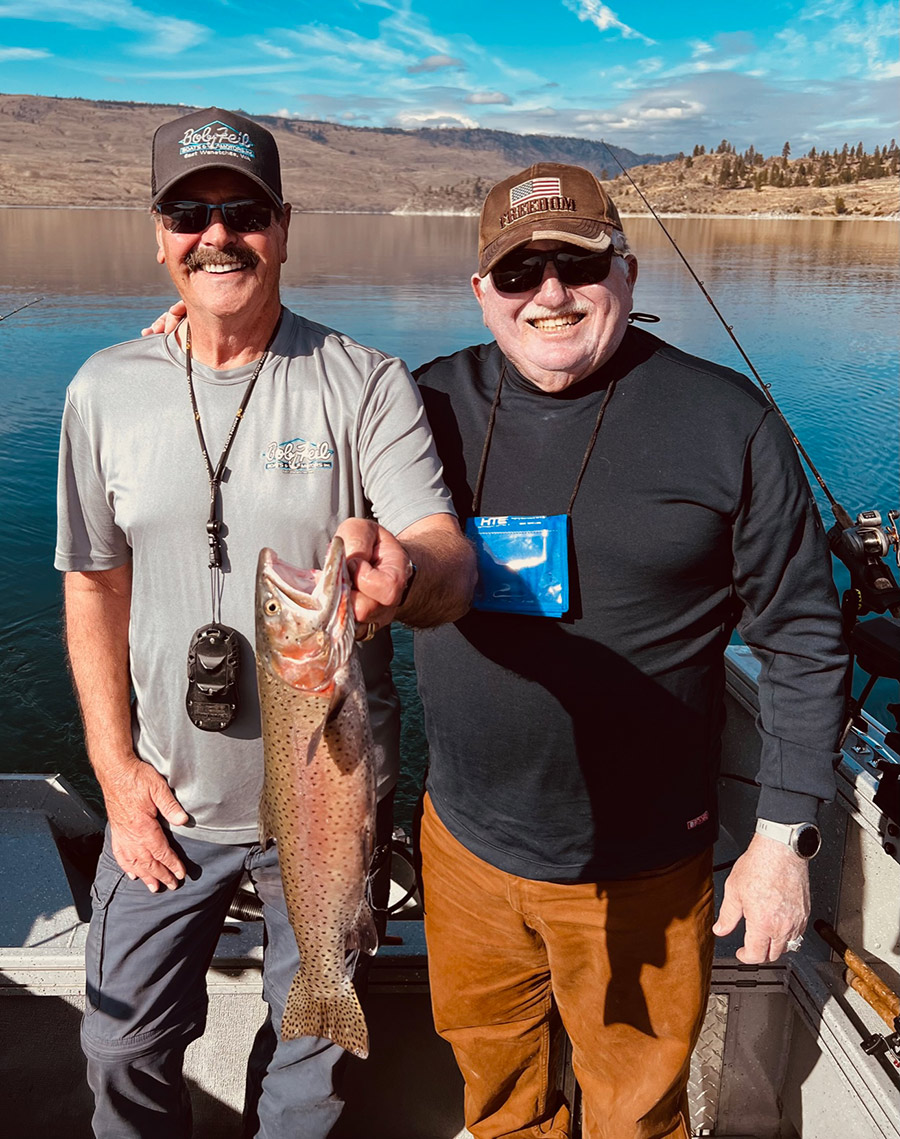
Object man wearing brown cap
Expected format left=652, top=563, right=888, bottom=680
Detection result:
left=56, top=106, right=474, bottom=1138
left=412, top=163, right=846, bottom=1138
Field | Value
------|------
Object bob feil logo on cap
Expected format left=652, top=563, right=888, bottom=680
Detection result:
left=500, top=175, right=576, bottom=229
left=179, top=121, right=256, bottom=164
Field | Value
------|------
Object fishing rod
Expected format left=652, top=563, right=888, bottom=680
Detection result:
left=600, top=142, right=900, bottom=634
left=815, top=920, right=900, bottom=1070
left=0, top=296, right=44, bottom=322
left=600, top=142, right=854, bottom=524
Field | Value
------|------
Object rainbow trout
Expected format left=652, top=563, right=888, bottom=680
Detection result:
left=255, top=538, right=377, bottom=1059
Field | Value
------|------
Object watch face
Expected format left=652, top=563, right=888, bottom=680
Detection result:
left=795, top=825, right=821, bottom=858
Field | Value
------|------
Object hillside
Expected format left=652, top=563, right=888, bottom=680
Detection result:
left=607, top=147, right=898, bottom=220
left=0, top=93, right=895, bottom=218
left=0, top=93, right=661, bottom=212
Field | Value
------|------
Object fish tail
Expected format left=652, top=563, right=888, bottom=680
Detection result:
left=281, top=973, right=370, bottom=1059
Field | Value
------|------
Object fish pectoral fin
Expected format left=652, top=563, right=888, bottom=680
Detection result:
left=281, top=973, right=370, bottom=1060
left=347, top=900, right=378, bottom=957
left=292, top=718, right=326, bottom=767
left=326, top=689, right=348, bottom=724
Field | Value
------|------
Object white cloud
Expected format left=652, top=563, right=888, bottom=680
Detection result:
left=767, top=2, right=899, bottom=79
left=380, top=5, right=452, bottom=57
left=407, top=54, right=464, bottom=74
left=392, top=109, right=480, bottom=129
left=465, top=91, right=511, bottom=105
left=561, top=0, right=655, bottom=44
left=291, top=92, right=405, bottom=122
left=287, top=24, right=409, bottom=69
left=134, top=62, right=319, bottom=78
left=0, top=45, right=51, bottom=60
left=798, top=0, right=855, bottom=19
left=0, top=0, right=208, bottom=55
left=256, top=40, right=295, bottom=60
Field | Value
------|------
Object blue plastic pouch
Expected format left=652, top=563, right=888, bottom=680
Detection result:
left=466, top=514, right=569, bottom=616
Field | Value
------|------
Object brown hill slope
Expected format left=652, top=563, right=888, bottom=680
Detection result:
left=0, top=93, right=656, bottom=211
left=0, top=94, right=895, bottom=218
left=608, top=151, right=897, bottom=219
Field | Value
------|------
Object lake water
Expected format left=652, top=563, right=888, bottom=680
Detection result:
left=1, top=209, right=897, bottom=826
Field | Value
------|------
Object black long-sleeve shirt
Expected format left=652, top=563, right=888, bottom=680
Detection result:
left=414, top=329, right=847, bottom=881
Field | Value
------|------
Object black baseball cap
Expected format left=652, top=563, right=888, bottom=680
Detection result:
left=151, top=106, right=283, bottom=209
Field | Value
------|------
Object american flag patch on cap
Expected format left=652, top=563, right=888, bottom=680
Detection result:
left=509, top=177, right=562, bottom=207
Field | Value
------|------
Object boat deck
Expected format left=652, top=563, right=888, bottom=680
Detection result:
left=2, top=647, right=898, bottom=1137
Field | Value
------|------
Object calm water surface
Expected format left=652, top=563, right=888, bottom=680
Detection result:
left=1, top=210, right=897, bottom=824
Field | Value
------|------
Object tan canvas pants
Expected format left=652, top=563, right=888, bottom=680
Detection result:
left=420, top=795, right=714, bottom=1139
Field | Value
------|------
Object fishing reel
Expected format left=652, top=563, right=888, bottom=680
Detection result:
left=829, top=508, right=900, bottom=619
left=831, top=508, right=900, bottom=758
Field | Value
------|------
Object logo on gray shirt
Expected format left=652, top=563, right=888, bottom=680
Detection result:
left=263, top=438, right=334, bottom=472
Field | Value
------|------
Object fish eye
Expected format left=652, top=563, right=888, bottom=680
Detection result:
left=264, top=599, right=280, bottom=615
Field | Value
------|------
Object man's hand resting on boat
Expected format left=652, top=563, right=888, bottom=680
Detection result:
left=712, top=832, right=809, bottom=962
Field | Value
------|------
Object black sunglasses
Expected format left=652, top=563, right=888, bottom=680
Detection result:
left=155, top=199, right=275, bottom=235
left=491, top=246, right=617, bottom=293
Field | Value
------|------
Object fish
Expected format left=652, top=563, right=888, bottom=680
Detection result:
left=255, top=537, right=378, bottom=1059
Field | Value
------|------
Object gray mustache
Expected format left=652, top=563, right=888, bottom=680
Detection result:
left=183, top=247, right=260, bottom=271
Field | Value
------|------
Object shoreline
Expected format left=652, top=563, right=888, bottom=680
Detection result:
left=0, top=203, right=896, bottom=221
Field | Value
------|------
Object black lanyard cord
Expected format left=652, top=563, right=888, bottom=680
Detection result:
left=471, top=363, right=507, bottom=517
left=471, top=360, right=618, bottom=519
left=565, top=376, right=617, bottom=515
left=184, top=314, right=281, bottom=621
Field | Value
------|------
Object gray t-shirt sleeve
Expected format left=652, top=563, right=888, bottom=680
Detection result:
left=355, top=352, right=455, bottom=535
left=55, top=388, right=131, bottom=572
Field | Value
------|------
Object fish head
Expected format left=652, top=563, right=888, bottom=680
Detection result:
left=255, top=538, right=355, bottom=694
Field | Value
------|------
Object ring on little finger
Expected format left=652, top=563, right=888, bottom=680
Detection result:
left=361, top=621, right=377, bottom=643
left=786, top=935, right=803, bottom=952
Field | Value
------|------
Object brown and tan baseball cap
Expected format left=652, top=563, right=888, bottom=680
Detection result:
left=478, top=163, right=623, bottom=276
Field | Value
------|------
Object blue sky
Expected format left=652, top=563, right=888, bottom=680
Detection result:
left=1, top=0, right=897, bottom=155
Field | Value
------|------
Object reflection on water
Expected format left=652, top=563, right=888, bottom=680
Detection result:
left=2, top=208, right=896, bottom=294
left=1, top=210, right=898, bottom=822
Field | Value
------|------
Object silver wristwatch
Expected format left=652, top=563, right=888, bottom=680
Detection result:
left=755, top=818, right=821, bottom=859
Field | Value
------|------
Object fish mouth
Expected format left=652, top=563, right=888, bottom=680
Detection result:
left=256, top=540, right=355, bottom=687
left=257, top=542, right=355, bottom=660
left=258, top=540, right=346, bottom=624
left=259, top=548, right=319, bottom=611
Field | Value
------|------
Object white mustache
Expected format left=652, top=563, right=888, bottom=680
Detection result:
left=521, top=301, right=590, bottom=322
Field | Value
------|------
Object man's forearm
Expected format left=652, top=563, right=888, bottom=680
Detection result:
left=64, top=564, right=138, bottom=783
left=397, top=514, right=476, bottom=628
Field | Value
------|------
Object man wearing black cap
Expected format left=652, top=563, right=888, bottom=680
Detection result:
left=412, top=164, right=846, bottom=1138
left=55, top=107, right=474, bottom=1138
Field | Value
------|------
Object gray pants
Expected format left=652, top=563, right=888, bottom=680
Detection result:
left=81, top=829, right=344, bottom=1139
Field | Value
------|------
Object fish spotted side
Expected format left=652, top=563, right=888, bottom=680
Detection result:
left=255, top=537, right=377, bottom=1059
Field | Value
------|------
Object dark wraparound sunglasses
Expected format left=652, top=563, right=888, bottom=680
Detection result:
left=155, top=199, right=275, bottom=234
left=491, top=246, right=618, bottom=293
